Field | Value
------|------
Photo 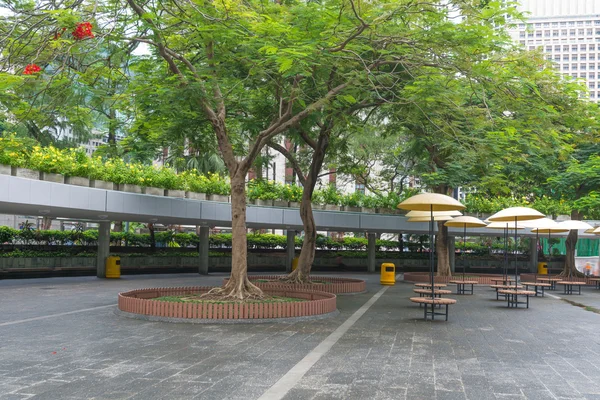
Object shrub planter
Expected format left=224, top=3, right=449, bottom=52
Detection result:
left=117, top=285, right=337, bottom=322
left=312, top=204, right=325, bottom=210
left=186, top=191, right=206, bottom=201
left=65, top=176, right=90, bottom=187
left=144, top=187, right=164, bottom=196
left=40, top=172, right=64, bottom=183
left=0, top=164, right=12, bottom=175
left=254, top=199, right=273, bottom=207
left=361, top=207, right=376, bottom=213
left=289, top=201, right=300, bottom=208
left=273, top=200, right=289, bottom=208
left=208, top=194, right=229, bottom=202
left=119, top=183, right=143, bottom=194
left=228, top=275, right=367, bottom=295
left=377, top=208, right=395, bottom=215
left=324, top=205, right=341, bottom=211
left=11, top=167, right=41, bottom=180
left=165, top=189, right=186, bottom=198
left=342, top=206, right=361, bottom=212
left=90, top=179, right=116, bottom=190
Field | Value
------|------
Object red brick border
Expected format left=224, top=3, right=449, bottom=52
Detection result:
left=404, top=272, right=515, bottom=285
left=117, top=286, right=337, bottom=320
left=224, top=275, right=366, bottom=294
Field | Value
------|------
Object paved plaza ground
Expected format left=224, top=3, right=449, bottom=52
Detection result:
left=2, top=273, right=600, bottom=400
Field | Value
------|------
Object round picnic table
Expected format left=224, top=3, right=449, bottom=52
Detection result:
left=536, top=277, right=562, bottom=290
left=409, top=297, right=457, bottom=321
left=497, top=289, right=536, bottom=308
left=520, top=282, right=551, bottom=297
left=448, top=280, right=478, bottom=295
left=490, top=284, right=523, bottom=300
left=557, top=281, right=587, bottom=295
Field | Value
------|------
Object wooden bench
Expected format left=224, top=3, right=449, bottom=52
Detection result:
left=497, top=289, right=535, bottom=308
left=490, top=278, right=515, bottom=285
left=520, top=282, right=551, bottom=297
left=588, top=278, right=600, bottom=290
left=449, top=280, right=478, bottom=295
left=490, top=284, right=523, bottom=300
left=557, top=281, right=587, bottom=295
left=414, top=283, right=447, bottom=288
left=409, top=297, right=457, bottom=321
left=413, top=289, right=452, bottom=297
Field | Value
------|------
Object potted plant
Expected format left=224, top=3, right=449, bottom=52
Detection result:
left=341, top=192, right=362, bottom=212
left=320, top=185, right=341, bottom=211
left=282, top=183, right=303, bottom=208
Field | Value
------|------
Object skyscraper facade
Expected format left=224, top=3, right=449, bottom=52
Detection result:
left=506, top=0, right=600, bottom=101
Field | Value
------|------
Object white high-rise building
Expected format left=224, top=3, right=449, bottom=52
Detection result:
left=507, top=0, right=600, bottom=101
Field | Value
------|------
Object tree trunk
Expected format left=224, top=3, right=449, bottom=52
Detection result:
left=285, top=128, right=330, bottom=283
left=436, top=221, right=452, bottom=277
left=205, top=174, right=263, bottom=299
left=41, top=217, right=52, bottom=230
left=562, top=229, right=585, bottom=278
left=148, top=223, right=156, bottom=250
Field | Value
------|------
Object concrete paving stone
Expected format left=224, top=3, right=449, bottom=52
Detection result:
left=435, top=391, right=468, bottom=400
left=281, top=388, right=319, bottom=400
left=2, top=274, right=600, bottom=399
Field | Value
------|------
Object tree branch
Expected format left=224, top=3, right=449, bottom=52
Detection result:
left=267, top=141, right=306, bottom=185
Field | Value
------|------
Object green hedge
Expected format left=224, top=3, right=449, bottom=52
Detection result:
left=0, top=227, right=407, bottom=251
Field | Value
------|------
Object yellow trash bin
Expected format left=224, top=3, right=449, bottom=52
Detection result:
left=537, top=262, right=548, bottom=275
left=380, top=263, right=396, bottom=286
left=292, top=257, right=299, bottom=271
left=106, top=256, right=121, bottom=278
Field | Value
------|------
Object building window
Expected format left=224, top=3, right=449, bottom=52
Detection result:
left=563, top=55, right=569, bottom=61
left=590, top=73, right=596, bottom=79
left=581, top=55, right=587, bottom=61
left=560, top=22, right=567, bottom=27
left=355, top=182, right=365, bottom=195
left=579, top=29, right=585, bottom=35
left=563, top=65, right=569, bottom=70
left=591, top=92, right=596, bottom=98
left=581, top=65, right=587, bottom=70
left=555, top=45, right=561, bottom=51
left=520, top=32, right=526, bottom=38
left=563, top=45, right=569, bottom=51
left=590, top=54, right=596, bottom=60
left=552, top=22, right=558, bottom=27
left=581, top=44, right=587, bottom=51
left=572, top=45, right=578, bottom=51
left=590, top=64, right=596, bottom=70
left=590, top=82, right=596, bottom=88
left=590, top=44, right=596, bottom=50
left=554, top=56, right=560, bottom=62
left=572, top=54, right=578, bottom=61
left=545, top=45, right=552, bottom=52
left=581, top=73, right=587, bottom=78
left=588, top=29, right=594, bottom=36
left=572, top=64, right=578, bottom=70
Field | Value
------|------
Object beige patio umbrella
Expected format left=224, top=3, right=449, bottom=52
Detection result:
left=407, top=215, right=455, bottom=222
left=398, top=193, right=465, bottom=318
left=406, top=210, right=463, bottom=218
left=593, top=227, right=600, bottom=234
left=445, top=216, right=487, bottom=280
left=557, top=220, right=594, bottom=279
left=485, top=221, right=525, bottom=281
left=488, top=207, right=545, bottom=288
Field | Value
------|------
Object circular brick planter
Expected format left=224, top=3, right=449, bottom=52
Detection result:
left=224, top=275, right=367, bottom=295
left=117, top=286, right=337, bottom=323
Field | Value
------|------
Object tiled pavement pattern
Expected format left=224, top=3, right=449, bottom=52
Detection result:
left=1, top=273, right=600, bottom=399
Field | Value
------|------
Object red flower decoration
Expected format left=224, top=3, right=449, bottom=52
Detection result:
left=23, top=64, right=41, bottom=75
left=72, top=22, right=94, bottom=40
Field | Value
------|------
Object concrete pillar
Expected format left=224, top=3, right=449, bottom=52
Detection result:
left=96, top=221, right=110, bottom=278
left=198, top=226, right=209, bottom=275
left=367, top=232, right=376, bottom=273
left=530, top=236, right=538, bottom=273
left=449, top=236, right=456, bottom=274
left=286, top=230, right=296, bottom=273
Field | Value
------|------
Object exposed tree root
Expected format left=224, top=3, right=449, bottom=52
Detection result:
left=281, top=268, right=310, bottom=284
left=201, top=276, right=265, bottom=301
left=558, top=269, right=586, bottom=279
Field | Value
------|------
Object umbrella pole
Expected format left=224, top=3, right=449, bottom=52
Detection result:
left=463, top=223, right=466, bottom=280
left=515, top=217, right=518, bottom=289
left=430, top=205, right=434, bottom=318
left=504, top=226, right=508, bottom=283
left=548, top=231, right=552, bottom=280
left=535, top=230, right=539, bottom=282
